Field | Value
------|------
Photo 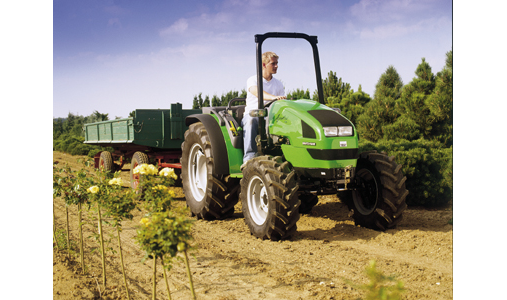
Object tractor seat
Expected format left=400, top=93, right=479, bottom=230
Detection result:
left=230, top=105, right=246, bottom=125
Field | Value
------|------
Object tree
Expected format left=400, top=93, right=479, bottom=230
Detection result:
left=211, top=94, right=221, bottom=107
left=385, top=58, right=436, bottom=140
left=193, top=90, right=247, bottom=108
left=426, top=50, right=453, bottom=146
left=356, top=66, right=403, bottom=142
left=373, top=65, right=404, bottom=101
left=337, top=86, right=372, bottom=125
left=287, top=88, right=311, bottom=100
left=314, top=71, right=352, bottom=104
left=92, top=110, right=109, bottom=122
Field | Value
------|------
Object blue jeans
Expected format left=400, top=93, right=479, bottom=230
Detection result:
left=241, top=113, right=258, bottom=163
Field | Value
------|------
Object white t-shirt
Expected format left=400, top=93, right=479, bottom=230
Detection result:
left=245, top=75, right=285, bottom=113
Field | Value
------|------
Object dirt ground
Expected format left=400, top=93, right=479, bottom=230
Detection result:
left=53, top=151, right=453, bottom=299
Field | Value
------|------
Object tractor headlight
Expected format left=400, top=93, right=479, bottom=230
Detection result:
left=323, top=126, right=353, bottom=137
left=249, top=109, right=268, bottom=117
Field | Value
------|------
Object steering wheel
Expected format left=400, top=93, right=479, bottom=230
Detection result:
left=264, top=100, right=276, bottom=107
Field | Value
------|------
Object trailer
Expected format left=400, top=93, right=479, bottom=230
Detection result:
left=84, top=102, right=201, bottom=189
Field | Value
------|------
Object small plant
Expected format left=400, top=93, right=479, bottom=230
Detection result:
left=346, top=260, right=405, bottom=300
left=136, top=210, right=195, bottom=300
left=57, top=163, right=93, bottom=267
left=54, top=228, right=77, bottom=252
left=133, top=164, right=195, bottom=300
left=87, top=166, right=122, bottom=288
left=100, top=172, right=137, bottom=300
left=132, top=164, right=178, bottom=213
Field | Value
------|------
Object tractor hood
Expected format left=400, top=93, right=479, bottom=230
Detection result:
left=268, top=99, right=358, bottom=169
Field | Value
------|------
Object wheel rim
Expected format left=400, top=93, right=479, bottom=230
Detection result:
left=353, top=169, right=379, bottom=215
left=247, top=175, right=269, bottom=225
left=188, top=143, right=207, bottom=202
left=132, top=161, right=140, bottom=190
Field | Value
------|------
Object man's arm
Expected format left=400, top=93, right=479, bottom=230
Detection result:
left=248, top=86, right=287, bottom=101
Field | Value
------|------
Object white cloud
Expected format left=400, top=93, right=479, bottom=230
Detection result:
left=359, top=16, right=450, bottom=40
left=160, top=18, right=189, bottom=36
left=360, top=23, right=415, bottom=39
left=350, top=0, right=437, bottom=22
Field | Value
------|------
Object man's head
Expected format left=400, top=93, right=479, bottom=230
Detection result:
left=262, top=51, right=279, bottom=76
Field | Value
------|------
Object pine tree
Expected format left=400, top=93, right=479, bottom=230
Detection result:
left=373, top=65, right=404, bottom=100
left=315, top=71, right=352, bottom=104
left=394, top=58, right=436, bottom=140
left=356, top=66, right=403, bottom=142
left=427, top=50, right=453, bottom=146
left=338, top=87, right=372, bottom=125
left=287, top=88, right=311, bottom=100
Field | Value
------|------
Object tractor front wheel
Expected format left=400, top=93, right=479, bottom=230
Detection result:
left=341, top=151, right=408, bottom=231
left=240, top=156, right=300, bottom=240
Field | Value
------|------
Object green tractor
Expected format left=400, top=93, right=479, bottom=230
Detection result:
left=180, top=32, right=408, bottom=241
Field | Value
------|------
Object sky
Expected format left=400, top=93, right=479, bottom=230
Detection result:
left=53, top=0, right=452, bottom=118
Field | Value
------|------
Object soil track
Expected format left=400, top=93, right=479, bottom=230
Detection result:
left=53, top=151, right=453, bottom=299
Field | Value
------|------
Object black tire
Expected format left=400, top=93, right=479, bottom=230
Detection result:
left=180, top=122, right=239, bottom=220
left=98, top=151, right=113, bottom=172
left=240, top=156, right=301, bottom=241
left=340, top=150, right=408, bottom=231
left=130, top=151, right=149, bottom=191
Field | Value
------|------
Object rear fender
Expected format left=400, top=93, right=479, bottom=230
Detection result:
left=185, top=114, right=230, bottom=175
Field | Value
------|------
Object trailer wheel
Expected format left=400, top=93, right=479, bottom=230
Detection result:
left=340, top=151, right=408, bottom=231
left=130, top=151, right=149, bottom=192
left=98, top=151, right=113, bottom=172
left=240, top=156, right=301, bottom=241
left=181, top=122, right=239, bottom=220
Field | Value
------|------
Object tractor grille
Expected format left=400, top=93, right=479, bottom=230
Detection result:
left=307, top=148, right=359, bottom=160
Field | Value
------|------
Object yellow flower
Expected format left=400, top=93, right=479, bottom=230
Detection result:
left=133, top=164, right=147, bottom=175
left=140, top=217, right=151, bottom=226
left=108, top=178, right=123, bottom=186
left=168, top=190, right=176, bottom=198
left=133, top=164, right=159, bottom=176
left=152, top=185, right=168, bottom=191
left=177, top=242, right=186, bottom=252
left=159, top=167, right=178, bottom=180
left=87, top=186, right=99, bottom=194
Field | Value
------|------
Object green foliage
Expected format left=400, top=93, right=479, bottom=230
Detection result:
left=287, top=88, right=311, bottom=100
left=356, top=66, right=403, bottom=142
left=316, top=71, right=352, bottom=104
left=193, top=90, right=247, bottom=108
left=332, top=86, right=372, bottom=126
left=136, top=211, right=195, bottom=265
left=130, top=163, right=195, bottom=272
left=348, top=260, right=405, bottom=300
left=357, top=96, right=398, bottom=142
left=53, top=111, right=113, bottom=156
left=54, top=228, right=77, bottom=251
left=56, top=164, right=93, bottom=207
left=374, top=65, right=404, bottom=101
left=360, top=139, right=452, bottom=206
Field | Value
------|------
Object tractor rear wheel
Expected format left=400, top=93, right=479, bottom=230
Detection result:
left=340, top=151, right=408, bottom=231
left=240, top=156, right=300, bottom=240
left=181, top=122, right=239, bottom=220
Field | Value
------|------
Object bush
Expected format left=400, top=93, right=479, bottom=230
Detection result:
left=359, top=138, right=452, bottom=207
left=53, top=132, right=111, bottom=157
